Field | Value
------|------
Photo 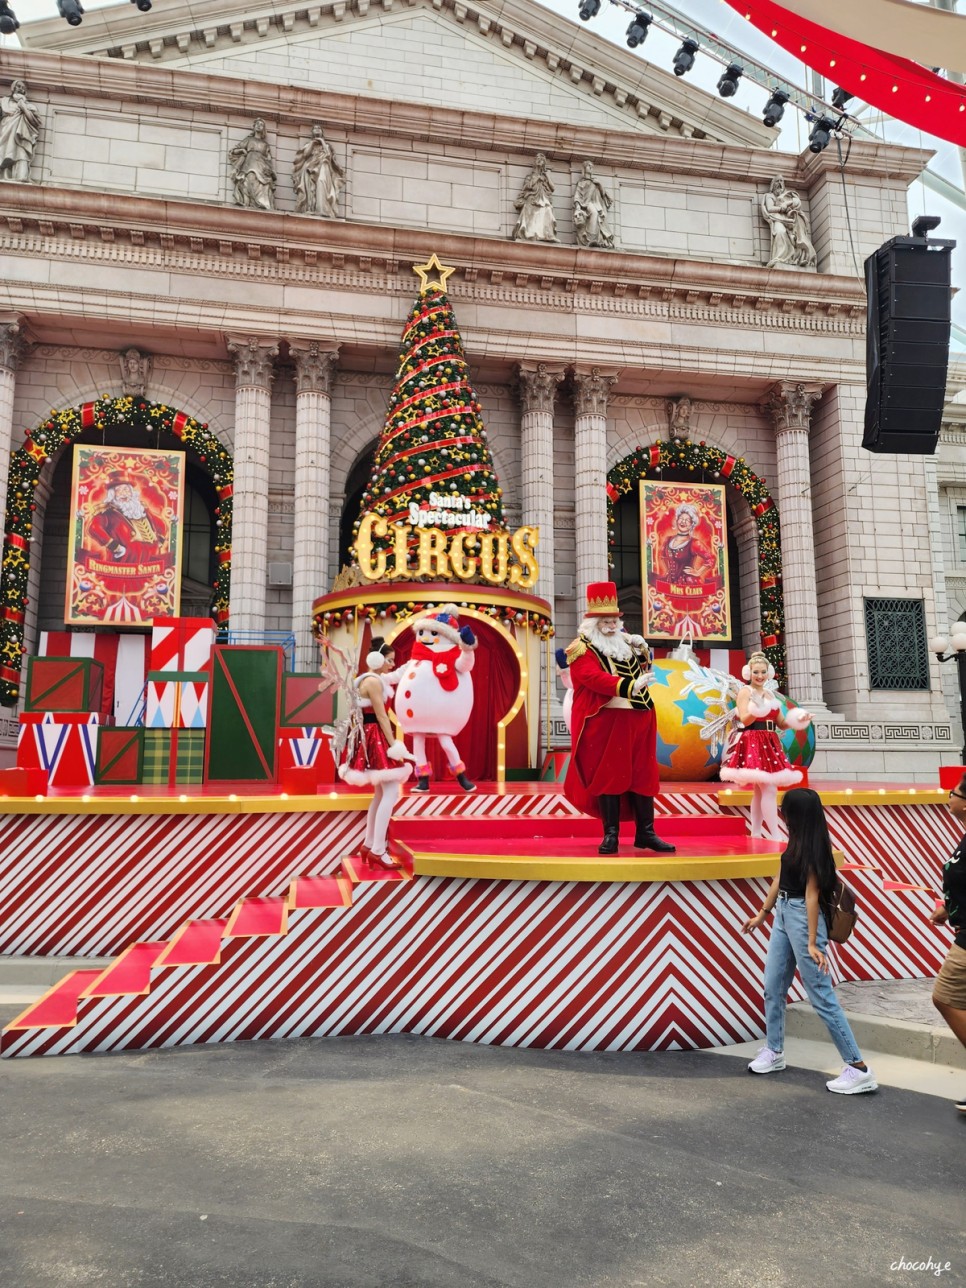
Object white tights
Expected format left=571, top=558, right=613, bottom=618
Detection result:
left=412, top=733, right=462, bottom=771
left=363, top=781, right=402, bottom=855
left=750, top=784, right=781, bottom=840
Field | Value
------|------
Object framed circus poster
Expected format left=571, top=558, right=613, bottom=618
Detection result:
left=640, top=480, right=730, bottom=641
left=65, top=446, right=186, bottom=626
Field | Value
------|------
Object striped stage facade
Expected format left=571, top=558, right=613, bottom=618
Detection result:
left=0, top=785, right=959, bottom=1058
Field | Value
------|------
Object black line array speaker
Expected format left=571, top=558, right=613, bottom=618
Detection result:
left=863, top=233, right=955, bottom=454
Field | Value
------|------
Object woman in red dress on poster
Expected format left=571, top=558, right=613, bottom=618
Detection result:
left=337, top=638, right=412, bottom=868
left=720, top=651, right=812, bottom=840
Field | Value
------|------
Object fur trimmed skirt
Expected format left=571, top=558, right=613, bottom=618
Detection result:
left=338, top=723, right=412, bottom=786
left=720, top=729, right=802, bottom=787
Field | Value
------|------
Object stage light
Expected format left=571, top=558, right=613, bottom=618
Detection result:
left=0, top=3, right=19, bottom=35
left=57, top=0, right=84, bottom=24
left=625, top=13, right=651, bottom=49
left=807, top=115, right=836, bottom=153
left=717, top=64, right=743, bottom=98
left=578, top=0, right=600, bottom=20
left=831, top=87, right=854, bottom=111
left=131, top=0, right=152, bottom=8
left=762, top=88, right=788, bottom=128
left=672, top=38, right=698, bottom=77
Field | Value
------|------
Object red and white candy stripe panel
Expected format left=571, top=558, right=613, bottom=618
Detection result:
left=3, top=875, right=793, bottom=1058
left=0, top=810, right=364, bottom=957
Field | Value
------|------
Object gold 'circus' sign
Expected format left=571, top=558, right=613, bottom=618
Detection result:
left=355, top=513, right=539, bottom=589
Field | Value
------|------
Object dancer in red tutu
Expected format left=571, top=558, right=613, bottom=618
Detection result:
left=564, top=581, right=675, bottom=856
left=720, top=650, right=812, bottom=840
left=336, top=637, right=412, bottom=868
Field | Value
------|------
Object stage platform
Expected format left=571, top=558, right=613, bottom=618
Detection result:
left=0, top=777, right=958, bottom=1058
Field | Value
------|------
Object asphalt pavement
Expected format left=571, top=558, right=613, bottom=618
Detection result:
left=1, top=1034, right=964, bottom=1288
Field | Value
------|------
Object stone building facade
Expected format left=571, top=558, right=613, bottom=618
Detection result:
left=0, top=0, right=955, bottom=776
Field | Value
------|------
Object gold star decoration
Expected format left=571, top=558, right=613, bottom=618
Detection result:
left=412, top=253, right=456, bottom=293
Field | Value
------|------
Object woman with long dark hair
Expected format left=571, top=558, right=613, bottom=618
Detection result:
left=930, top=771, right=966, bottom=1113
left=741, top=787, right=877, bottom=1094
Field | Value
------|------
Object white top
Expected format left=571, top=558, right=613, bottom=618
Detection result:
left=744, top=689, right=779, bottom=718
left=355, top=672, right=393, bottom=710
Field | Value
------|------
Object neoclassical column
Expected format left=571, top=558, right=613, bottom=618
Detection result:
left=517, top=363, right=565, bottom=606
left=766, top=380, right=828, bottom=709
left=0, top=319, right=25, bottom=537
left=572, top=366, right=619, bottom=605
left=226, top=336, right=278, bottom=635
left=289, top=341, right=339, bottom=670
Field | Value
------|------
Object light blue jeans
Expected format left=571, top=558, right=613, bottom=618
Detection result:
left=763, top=895, right=863, bottom=1063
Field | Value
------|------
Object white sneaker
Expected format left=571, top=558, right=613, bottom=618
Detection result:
left=748, top=1046, right=786, bottom=1074
left=826, top=1064, right=878, bottom=1095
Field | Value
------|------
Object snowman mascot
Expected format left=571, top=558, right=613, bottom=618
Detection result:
left=394, top=604, right=478, bottom=793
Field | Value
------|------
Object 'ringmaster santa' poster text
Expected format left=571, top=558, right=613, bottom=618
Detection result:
left=65, top=445, right=186, bottom=626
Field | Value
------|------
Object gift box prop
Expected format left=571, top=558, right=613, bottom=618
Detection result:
left=24, top=656, right=104, bottom=715
left=95, top=727, right=144, bottom=786
left=0, top=766, right=48, bottom=796
left=281, top=673, right=334, bottom=728
left=16, top=712, right=100, bottom=789
left=205, top=645, right=282, bottom=784
left=142, top=729, right=206, bottom=787
left=276, top=726, right=336, bottom=786
left=39, top=632, right=123, bottom=723
left=145, top=672, right=209, bottom=729
left=149, top=617, right=216, bottom=674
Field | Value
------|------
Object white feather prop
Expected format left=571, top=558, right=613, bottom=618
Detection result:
left=679, top=656, right=743, bottom=756
left=318, top=637, right=364, bottom=767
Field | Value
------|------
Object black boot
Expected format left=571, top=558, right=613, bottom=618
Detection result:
left=411, top=775, right=431, bottom=793
left=598, top=795, right=621, bottom=855
left=455, top=772, right=476, bottom=793
left=632, top=794, right=676, bottom=852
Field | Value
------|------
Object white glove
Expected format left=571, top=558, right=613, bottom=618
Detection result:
left=631, top=675, right=651, bottom=695
left=784, top=708, right=812, bottom=731
left=387, top=739, right=408, bottom=762
left=627, top=634, right=647, bottom=651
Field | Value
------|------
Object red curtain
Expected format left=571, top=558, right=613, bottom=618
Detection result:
left=722, top=0, right=966, bottom=147
left=391, top=616, right=520, bottom=782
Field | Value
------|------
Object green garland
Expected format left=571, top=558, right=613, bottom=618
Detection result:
left=0, top=396, right=233, bottom=706
left=606, top=439, right=786, bottom=685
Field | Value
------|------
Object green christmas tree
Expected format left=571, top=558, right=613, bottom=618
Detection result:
left=351, top=260, right=506, bottom=574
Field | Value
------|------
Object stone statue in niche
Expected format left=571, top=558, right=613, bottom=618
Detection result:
left=667, top=395, right=692, bottom=441
left=229, top=118, right=276, bottom=211
left=512, top=153, right=557, bottom=243
left=761, top=176, right=816, bottom=269
left=573, top=161, right=614, bottom=249
left=119, top=348, right=152, bottom=398
left=293, top=124, right=344, bottom=218
left=0, top=80, right=42, bottom=183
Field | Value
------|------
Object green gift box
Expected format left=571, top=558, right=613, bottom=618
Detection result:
left=143, top=729, right=205, bottom=787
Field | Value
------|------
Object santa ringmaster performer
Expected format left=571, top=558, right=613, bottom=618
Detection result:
left=394, top=604, right=478, bottom=793
left=564, top=582, right=675, bottom=855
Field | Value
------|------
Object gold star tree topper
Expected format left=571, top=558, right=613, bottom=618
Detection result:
left=412, top=253, right=456, bottom=293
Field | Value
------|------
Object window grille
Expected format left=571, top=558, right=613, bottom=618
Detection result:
left=957, top=506, right=966, bottom=562
left=864, top=598, right=929, bottom=690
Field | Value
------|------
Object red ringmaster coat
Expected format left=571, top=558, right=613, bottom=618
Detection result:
left=563, top=636, right=660, bottom=820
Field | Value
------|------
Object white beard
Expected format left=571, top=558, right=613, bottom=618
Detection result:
left=580, top=618, right=633, bottom=662
left=113, top=495, right=148, bottom=521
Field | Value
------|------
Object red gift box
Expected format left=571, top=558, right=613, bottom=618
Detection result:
left=24, top=656, right=104, bottom=714
left=939, top=765, right=966, bottom=790
left=149, top=617, right=217, bottom=673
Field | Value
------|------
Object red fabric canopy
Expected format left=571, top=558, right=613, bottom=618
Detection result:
left=722, top=0, right=966, bottom=147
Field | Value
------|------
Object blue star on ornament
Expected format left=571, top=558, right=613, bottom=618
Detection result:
left=674, top=689, right=708, bottom=723
left=648, top=665, right=673, bottom=688
left=655, top=728, right=679, bottom=768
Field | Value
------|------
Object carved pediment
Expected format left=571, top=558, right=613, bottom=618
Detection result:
left=17, top=0, right=773, bottom=149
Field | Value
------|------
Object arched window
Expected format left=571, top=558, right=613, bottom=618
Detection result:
left=338, top=443, right=377, bottom=570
